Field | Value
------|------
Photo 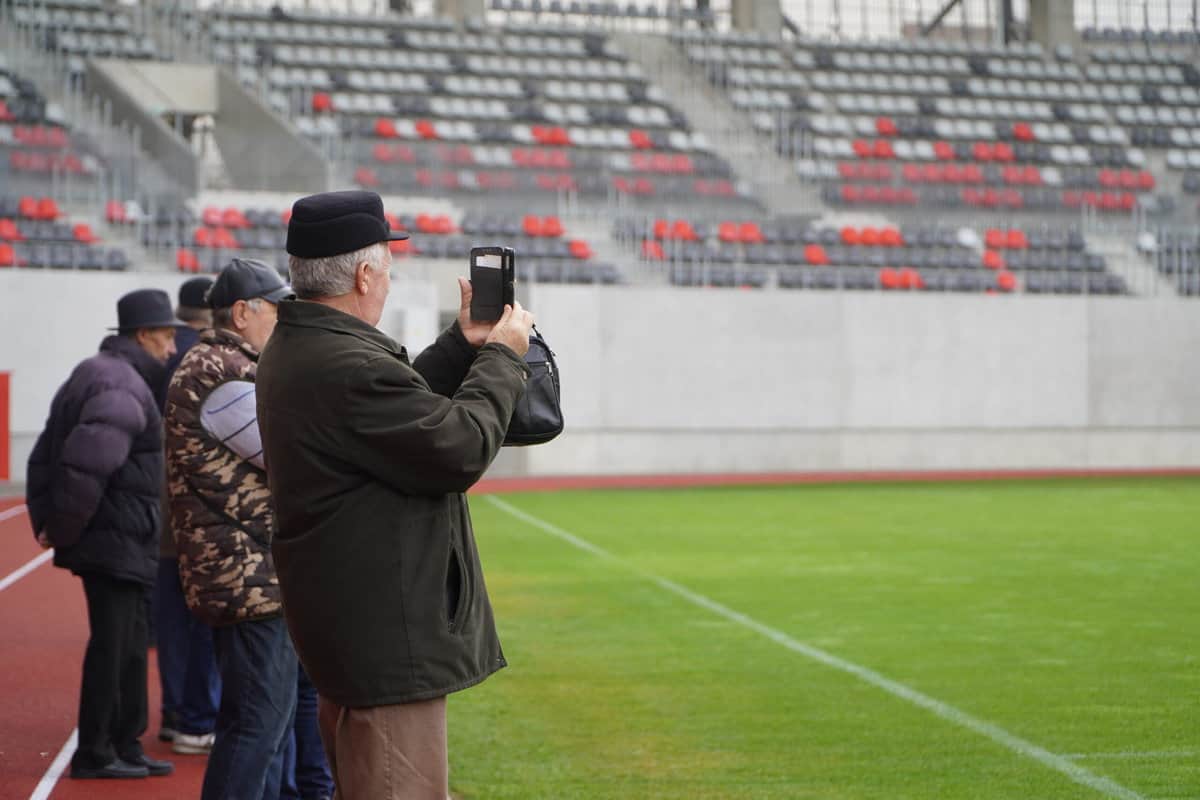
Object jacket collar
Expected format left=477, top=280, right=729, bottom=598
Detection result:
left=201, top=327, right=262, bottom=361
left=100, top=334, right=166, bottom=388
left=277, top=300, right=407, bottom=360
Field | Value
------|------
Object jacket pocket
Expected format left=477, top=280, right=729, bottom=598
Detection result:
left=445, top=543, right=467, bottom=632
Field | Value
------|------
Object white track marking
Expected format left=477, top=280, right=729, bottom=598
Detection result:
left=0, top=504, right=28, bottom=523
left=29, top=728, right=76, bottom=800
left=485, top=495, right=1146, bottom=800
left=0, top=550, right=54, bottom=593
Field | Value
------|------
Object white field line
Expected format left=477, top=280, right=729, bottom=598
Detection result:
left=29, top=727, right=76, bottom=800
left=485, top=495, right=1146, bottom=800
left=0, top=504, right=29, bottom=523
left=1065, top=751, right=1199, bottom=761
left=0, top=550, right=53, bottom=593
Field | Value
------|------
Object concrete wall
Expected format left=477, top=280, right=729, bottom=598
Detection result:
left=2, top=275, right=1198, bottom=481
left=213, top=69, right=331, bottom=194
left=86, top=60, right=202, bottom=195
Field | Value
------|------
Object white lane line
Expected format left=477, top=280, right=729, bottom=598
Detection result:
left=29, top=728, right=76, bottom=800
left=486, top=495, right=1146, bottom=800
left=0, top=504, right=29, bottom=523
left=0, top=550, right=54, bottom=593
left=1066, top=751, right=1198, bottom=761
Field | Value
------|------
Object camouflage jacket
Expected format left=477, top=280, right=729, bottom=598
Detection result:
left=165, top=328, right=281, bottom=626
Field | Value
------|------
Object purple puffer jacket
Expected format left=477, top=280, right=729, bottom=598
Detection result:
left=26, top=335, right=166, bottom=587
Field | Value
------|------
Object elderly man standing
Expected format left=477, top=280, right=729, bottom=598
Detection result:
left=257, top=190, right=534, bottom=800
left=26, top=289, right=179, bottom=780
left=165, top=258, right=297, bottom=800
left=153, top=276, right=222, bottom=752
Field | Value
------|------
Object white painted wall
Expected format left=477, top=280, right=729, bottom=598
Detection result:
left=3, top=273, right=1198, bottom=480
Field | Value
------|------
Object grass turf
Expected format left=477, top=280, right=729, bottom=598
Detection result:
left=447, top=478, right=1200, bottom=799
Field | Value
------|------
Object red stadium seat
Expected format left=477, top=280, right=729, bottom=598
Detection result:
left=221, top=208, right=249, bottom=229
left=902, top=163, right=922, bottom=183
left=803, top=244, right=828, bottom=265
left=860, top=227, right=880, bottom=246
left=542, top=216, right=564, bottom=238
left=414, top=119, right=438, bottom=140
left=897, top=187, right=917, bottom=205
left=311, top=92, right=332, bottom=113
left=0, top=243, right=15, bottom=267
left=388, top=238, right=410, bottom=255
left=993, top=143, right=1014, bottom=162
left=642, top=239, right=664, bottom=260
left=984, top=228, right=1006, bottom=249
left=373, top=142, right=395, bottom=163
left=1098, top=169, right=1119, bottom=189
left=175, top=248, right=199, bottom=273
left=996, top=270, right=1017, bottom=292
left=0, top=100, right=12, bottom=122
left=652, top=219, right=669, bottom=240
left=1062, top=190, right=1081, bottom=208
left=1137, top=171, right=1156, bottom=190
left=879, top=267, right=900, bottom=290
left=838, top=162, right=857, bottom=180
left=1117, top=169, right=1138, bottom=190
left=739, top=222, right=764, bottom=244
left=973, top=142, right=994, bottom=161
left=280, top=209, right=292, bottom=226
left=628, top=129, right=652, bottom=149
left=872, top=140, right=895, bottom=159
left=73, top=223, right=98, bottom=244
left=943, top=164, right=964, bottom=184
left=880, top=227, right=903, bottom=247
left=523, top=215, right=544, bottom=236
left=193, top=227, right=213, bottom=248
left=840, top=185, right=861, bottom=203
left=0, top=219, right=22, bottom=241
left=840, top=226, right=859, bottom=246
left=671, top=154, right=693, bottom=173
left=568, top=239, right=592, bottom=259
left=898, top=268, right=923, bottom=290
left=852, top=139, right=872, bottom=158
left=105, top=200, right=128, bottom=224
left=861, top=185, right=883, bottom=204
left=718, top=221, right=741, bottom=243
left=374, top=118, right=397, bottom=139
left=1012, top=122, right=1035, bottom=141
left=201, top=206, right=222, bottom=227
left=933, top=140, right=955, bottom=160
left=982, top=250, right=1005, bottom=270
left=353, top=167, right=379, bottom=187
left=672, top=220, right=698, bottom=241
left=875, top=116, right=898, bottom=137
left=17, top=196, right=37, bottom=219
left=1119, top=192, right=1136, bottom=210
left=1023, top=165, right=1042, bottom=186
left=1005, top=229, right=1028, bottom=249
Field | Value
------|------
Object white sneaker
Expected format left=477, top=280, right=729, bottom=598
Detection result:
left=171, top=732, right=215, bottom=755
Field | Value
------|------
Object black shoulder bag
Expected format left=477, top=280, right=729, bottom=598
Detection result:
left=503, top=326, right=563, bottom=446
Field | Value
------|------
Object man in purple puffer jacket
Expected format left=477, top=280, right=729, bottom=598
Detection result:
left=26, top=289, right=181, bottom=781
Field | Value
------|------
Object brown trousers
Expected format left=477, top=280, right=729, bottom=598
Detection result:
left=318, top=695, right=450, bottom=800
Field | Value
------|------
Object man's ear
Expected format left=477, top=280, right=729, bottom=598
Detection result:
left=358, top=261, right=372, bottom=295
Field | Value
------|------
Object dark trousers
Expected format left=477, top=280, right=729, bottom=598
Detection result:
left=155, top=557, right=220, bottom=735
left=73, top=573, right=149, bottom=769
left=202, top=616, right=297, bottom=800
left=281, top=666, right=335, bottom=800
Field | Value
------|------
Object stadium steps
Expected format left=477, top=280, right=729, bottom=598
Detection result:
left=558, top=212, right=663, bottom=285
left=1085, top=232, right=1179, bottom=297
left=611, top=31, right=821, bottom=216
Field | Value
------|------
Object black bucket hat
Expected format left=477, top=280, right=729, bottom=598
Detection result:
left=285, top=190, right=409, bottom=259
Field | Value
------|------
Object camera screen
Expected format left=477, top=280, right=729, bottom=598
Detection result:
left=474, top=253, right=502, bottom=269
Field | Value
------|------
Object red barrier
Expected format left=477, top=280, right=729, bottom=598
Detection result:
left=0, top=372, right=8, bottom=480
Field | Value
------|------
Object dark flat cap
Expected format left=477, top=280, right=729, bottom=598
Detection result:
left=109, top=289, right=186, bottom=332
left=178, top=276, right=214, bottom=309
left=286, top=190, right=409, bottom=259
left=208, top=258, right=295, bottom=308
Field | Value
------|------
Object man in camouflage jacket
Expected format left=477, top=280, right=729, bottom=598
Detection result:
left=165, top=259, right=299, bottom=800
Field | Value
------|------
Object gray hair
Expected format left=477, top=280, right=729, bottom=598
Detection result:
left=213, top=298, right=262, bottom=329
left=176, top=306, right=212, bottom=326
left=288, top=242, right=388, bottom=300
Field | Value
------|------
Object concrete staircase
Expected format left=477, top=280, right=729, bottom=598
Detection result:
left=1087, top=232, right=1178, bottom=297
left=612, top=32, right=823, bottom=217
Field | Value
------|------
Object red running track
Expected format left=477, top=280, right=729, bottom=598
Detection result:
left=0, top=499, right=206, bottom=800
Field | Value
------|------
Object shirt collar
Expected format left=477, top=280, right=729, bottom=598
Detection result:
left=276, top=299, right=407, bottom=359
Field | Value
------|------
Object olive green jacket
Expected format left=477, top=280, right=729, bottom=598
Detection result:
left=257, top=300, right=527, bottom=707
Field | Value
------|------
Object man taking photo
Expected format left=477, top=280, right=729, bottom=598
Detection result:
left=258, top=190, right=533, bottom=800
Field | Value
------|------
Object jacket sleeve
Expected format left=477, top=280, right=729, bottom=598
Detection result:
left=24, top=426, right=52, bottom=537
left=341, top=343, right=527, bottom=495
left=46, top=386, right=148, bottom=548
left=411, top=322, right=478, bottom=399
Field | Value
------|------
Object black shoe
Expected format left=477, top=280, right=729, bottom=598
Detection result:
left=70, top=758, right=150, bottom=779
left=122, top=754, right=174, bottom=776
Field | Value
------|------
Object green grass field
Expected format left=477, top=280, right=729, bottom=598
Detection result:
left=447, top=478, right=1200, bottom=799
